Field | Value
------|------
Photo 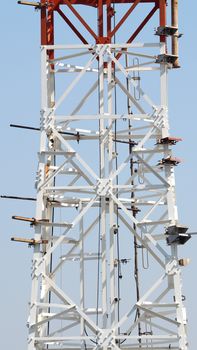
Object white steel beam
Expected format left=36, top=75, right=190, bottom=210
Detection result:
left=27, top=43, right=188, bottom=350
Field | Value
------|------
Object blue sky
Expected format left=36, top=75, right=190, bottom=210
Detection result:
left=1, top=1, right=197, bottom=349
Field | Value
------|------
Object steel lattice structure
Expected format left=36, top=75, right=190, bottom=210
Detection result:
left=17, top=1, right=189, bottom=349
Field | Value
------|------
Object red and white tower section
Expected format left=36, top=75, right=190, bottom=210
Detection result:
left=18, top=1, right=190, bottom=349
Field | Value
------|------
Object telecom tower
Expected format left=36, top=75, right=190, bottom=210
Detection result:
left=16, top=1, right=190, bottom=349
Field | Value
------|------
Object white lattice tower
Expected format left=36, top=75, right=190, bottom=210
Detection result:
left=20, top=2, right=189, bottom=350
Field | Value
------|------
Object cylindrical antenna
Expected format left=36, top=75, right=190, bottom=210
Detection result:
left=171, top=0, right=179, bottom=68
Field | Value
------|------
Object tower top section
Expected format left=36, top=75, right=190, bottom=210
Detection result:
left=19, top=0, right=180, bottom=67
left=39, top=0, right=167, bottom=46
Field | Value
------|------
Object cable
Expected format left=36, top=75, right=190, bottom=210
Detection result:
left=47, top=141, right=56, bottom=343
left=82, top=59, right=101, bottom=350
left=59, top=207, right=63, bottom=332
left=114, top=99, right=121, bottom=327
left=112, top=3, right=122, bottom=335
left=96, top=203, right=101, bottom=326
left=96, top=58, right=101, bottom=328
left=84, top=324, right=97, bottom=345
left=83, top=339, right=87, bottom=350
left=120, top=50, right=142, bottom=346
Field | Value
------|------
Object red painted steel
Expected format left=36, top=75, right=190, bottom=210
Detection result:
left=56, top=0, right=158, bottom=6
left=57, top=8, right=89, bottom=44
left=40, top=0, right=167, bottom=53
left=115, top=3, right=158, bottom=59
left=40, top=0, right=47, bottom=45
left=41, top=0, right=54, bottom=58
left=98, top=0, right=104, bottom=37
left=63, top=0, right=98, bottom=41
left=110, top=0, right=142, bottom=38
left=127, top=3, right=159, bottom=43
left=159, top=0, right=167, bottom=43
left=106, top=0, right=112, bottom=41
